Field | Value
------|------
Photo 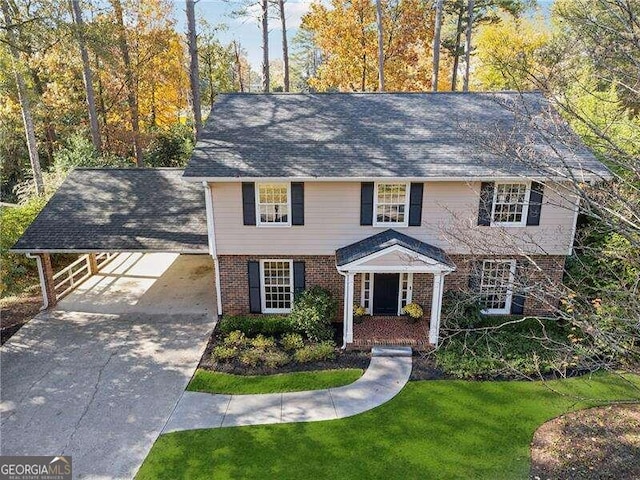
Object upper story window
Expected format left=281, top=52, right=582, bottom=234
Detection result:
left=491, top=182, right=530, bottom=226
left=256, top=183, right=290, bottom=226
left=374, top=182, right=409, bottom=227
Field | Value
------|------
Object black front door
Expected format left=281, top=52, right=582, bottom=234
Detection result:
left=373, top=273, right=400, bottom=315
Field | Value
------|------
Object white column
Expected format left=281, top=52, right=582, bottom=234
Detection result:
left=429, top=272, right=445, bottom=346
left=346, top=273, right=355, bottom=343
left=342, top=274, right=349, bottom=346
left=203, top=182, right=223, bottom=317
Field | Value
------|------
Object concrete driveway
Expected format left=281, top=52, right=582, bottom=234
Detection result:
left=0, top=253, right=216, bottom=479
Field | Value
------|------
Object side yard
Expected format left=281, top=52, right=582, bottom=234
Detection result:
left=137, top=373, right=640, bottom=480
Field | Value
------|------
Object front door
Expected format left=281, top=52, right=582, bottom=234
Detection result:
left=373, top=273, right=400, bottom=315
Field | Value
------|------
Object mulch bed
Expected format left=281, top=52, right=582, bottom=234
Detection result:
left=530, top=403, right=640, bottom=480
left=197, top=330, right=371, bottom=375
left=1, top=294, right=41, bottom=345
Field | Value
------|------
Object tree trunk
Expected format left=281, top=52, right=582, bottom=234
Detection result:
left=94, top=53, right=110, bottom=151
left=375, top=0, right=384, bottom=91
left=278, top=0, right=289, bottom=92
left=432, top=0, right=444, bottom=91
left=70, top=0, right=102, bottom=152
left=233, top=41, right=245, bottom=93
left=110, top=0, right=143, bottom=166
left=1, top=0, right=44, bottom=195
left=261, top=0, right=269, bottom=93
left=186, top=0, right=202, bottom=137
left=451, top=3, right=464, bottom=91
left=463, top=0, right=474, bottom=92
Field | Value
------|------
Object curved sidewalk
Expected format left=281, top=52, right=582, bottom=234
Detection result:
left=163, top=350, right=412, bottom=433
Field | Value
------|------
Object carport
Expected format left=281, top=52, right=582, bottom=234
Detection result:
left=11, top=168, right=215, bottom=310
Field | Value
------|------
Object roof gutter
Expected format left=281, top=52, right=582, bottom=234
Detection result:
left=26, top=253, right=49, bottom=310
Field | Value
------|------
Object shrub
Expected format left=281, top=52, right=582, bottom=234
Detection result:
left=250, top=335, right=277, bottom=351
left=223, top=330, right=248, bottom=348
left=212, top=345, right=237, bottom=362
left=281, top=333, right=305, bottom=351
left=218, top=315, right=297, bottom=337
left=441, top=290, right=484, bottom=330
left=239, top=348, right=263, bottom=367
left=289, top=287, right=337, bottom=342
left=293, top=341, right=336, bottom=363
left=263, top=350, right=291, bottom=368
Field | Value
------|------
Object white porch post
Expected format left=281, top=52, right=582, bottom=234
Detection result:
left=345, top=273, right=355, bottom=343
left=429, top=272, right=445, bottom=346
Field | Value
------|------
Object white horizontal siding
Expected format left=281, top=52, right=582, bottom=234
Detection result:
left=210, top=181, right=577, bottom=256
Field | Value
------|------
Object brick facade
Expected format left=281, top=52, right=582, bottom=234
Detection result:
left=217, top=254, right=566, bottom=318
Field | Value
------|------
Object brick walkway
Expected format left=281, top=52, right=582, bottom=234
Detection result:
left=352, top=316, right=431, bottom=348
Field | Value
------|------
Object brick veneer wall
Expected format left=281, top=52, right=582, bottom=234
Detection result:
left=217, top=254, right=566, bottom=318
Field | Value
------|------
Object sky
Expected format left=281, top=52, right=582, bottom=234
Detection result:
left=171, top=0, right=554, bottom=72
left=172, top=0, right=314, bottom=71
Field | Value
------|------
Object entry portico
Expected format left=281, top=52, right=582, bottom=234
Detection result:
left=336, top=229, right=456, bottom=347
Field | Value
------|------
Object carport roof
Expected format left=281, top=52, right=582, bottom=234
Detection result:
left=11, top=168, right=209, bottom=253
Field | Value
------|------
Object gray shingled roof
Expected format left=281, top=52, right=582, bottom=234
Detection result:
left=335, top=229, right=455, bottom=268
left=11, top=169, right=208, bottom=252
left=184, top=92, right=609, bottom=181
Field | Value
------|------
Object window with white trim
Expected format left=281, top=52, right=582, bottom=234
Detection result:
left=491, top=183, right=530, bottom=226
left=260, top=260, right=293, bottom=313
left=256, top=183, right=290, bottom=226
left=374, top=183, right=409, bottom=226
left=480, top=260, right=516, bottom=314
left=398, top=272, right=413, bottom=315
left=361, top=272, right=373, bottom=314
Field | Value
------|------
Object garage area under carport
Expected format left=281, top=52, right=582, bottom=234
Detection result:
left=3, top=168, right=220, bottom=478
left=10, top=168, right=215, bottom=310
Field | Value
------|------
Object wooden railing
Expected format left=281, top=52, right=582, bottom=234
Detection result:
left=53, top=252, right=118, bottom=300
left=53, top=255, right=92, bottom=299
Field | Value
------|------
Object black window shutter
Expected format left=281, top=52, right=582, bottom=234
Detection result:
left=291, top=182, right=305, bottom=225
left=477, top=182, right=495, bottom=226
left=248, top=261, right=261, bottom=313
left=511, top=260, right=526, bottom=314
left=408, top=183, right=424, bottom=226
left=360, top=182, right=374, bottom=225
left=526, top=182, right=544, bottom=226
left=293, top=261, right=305, bottom=294
left=242, top=182, right=256, bottom=226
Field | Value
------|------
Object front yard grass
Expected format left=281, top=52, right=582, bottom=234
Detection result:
left=137, top=372, right=640, bottom=480
left=187, top=368, right=363, bottom=394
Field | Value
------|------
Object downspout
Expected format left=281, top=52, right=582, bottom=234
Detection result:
left=27, top=253, right=49, bottom=310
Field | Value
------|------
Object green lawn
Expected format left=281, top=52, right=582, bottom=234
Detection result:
left=138, top=373, right=640, bottom=480
left=187, top=369, right=364, bottom=395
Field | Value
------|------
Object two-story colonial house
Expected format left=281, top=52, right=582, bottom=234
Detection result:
left=13, top=92, right=610, bottom=348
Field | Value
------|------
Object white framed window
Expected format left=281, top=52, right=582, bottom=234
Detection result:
left=398, top=272, right=413, bottom=315
left=479, top=260, right=516, bottom=314
left=256, top=183, right=291, bottom=226
left=260, top=259, right=293, bottom=313
left=374, top=182, right=410, bottom=227
left=491, top=182, right=530, bottom=226
left=361, top=272, right=374, bottom=314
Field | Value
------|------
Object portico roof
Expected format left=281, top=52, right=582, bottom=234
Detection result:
left=335, top=229, right=455, bottom=269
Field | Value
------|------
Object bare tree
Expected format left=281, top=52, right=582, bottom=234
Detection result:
left=261, top=0, right=269, bottom=92
left=375, top=0, right=384, bottom=91
left=186, top=0, right=202, bottom=137
left=233, top=40, right=245, bottom=92
left=70, top=0, right=102, bottom=152
left=110, top=0, right=143, bottom=166
left=1, top=0, right=44, bottom=195
left=463, top=0, right=474, bottom=91
left=277, top=0, right=289, bottom=92
left=432, top=0, right=444, bottom=92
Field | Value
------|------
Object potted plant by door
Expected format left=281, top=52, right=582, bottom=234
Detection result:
left=353, top=304, right=367, bottom=324
left=402, top=303, right=423, bottom=323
